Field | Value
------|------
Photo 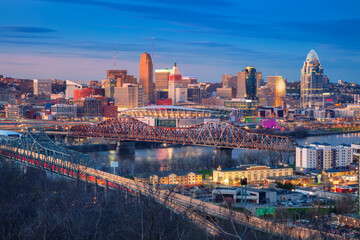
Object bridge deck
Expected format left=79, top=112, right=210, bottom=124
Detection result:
left=69, top=117, right=298, bottom=152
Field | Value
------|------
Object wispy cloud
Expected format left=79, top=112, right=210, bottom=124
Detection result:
left=0, top=26, right=56, bottom=33
left=38, top=0, right=360, bottom=50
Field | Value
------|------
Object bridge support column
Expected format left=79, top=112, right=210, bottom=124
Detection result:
left=104, top=180, right=108, bottom=201
left=94, top=177, right=97, bottom=199
left=116, top=141, right=135, bottom=155
left=125, top=190, right=129, bottom=204
left=84, top=174, right=88, bottom=191
left=76, top=171, right=79, bottom=188
left=212, top=148, right=233, bottom=167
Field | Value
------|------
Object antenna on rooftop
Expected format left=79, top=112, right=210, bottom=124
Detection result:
left=152, top=34, right=154, bottom=60
left=113, top=43, right=116, bottom=70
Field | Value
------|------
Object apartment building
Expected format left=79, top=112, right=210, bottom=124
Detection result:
left=296, top=143, right=353, bottom=173
left=135, top=170, right=203, bottom=187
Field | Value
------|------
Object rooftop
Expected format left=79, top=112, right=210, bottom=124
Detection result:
left=0, top=130, right=22, bottom=137
left=306, top=49, right=320, bottom=62
left=170, top=63, right=181, bottom=75
left=216, top=165, right=291, bottom=172
left=135, top=170, right=201, bottom=178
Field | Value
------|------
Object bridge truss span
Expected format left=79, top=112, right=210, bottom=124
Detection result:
left=0, top=130, right=89, bottom=174
left=69, top=117, right=297, bottom=152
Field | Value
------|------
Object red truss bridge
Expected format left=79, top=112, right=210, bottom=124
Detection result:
left=69, top=117, right=298, bottom=152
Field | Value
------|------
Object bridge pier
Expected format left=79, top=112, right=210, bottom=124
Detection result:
left=105, top=180, right=108, bottom=201
left=94, top=177, right=98, bottom=200
left=212, top=148, right=233, bottom=167
left=125, top=190, right=129, bottom=204
left=84, top=174, right=88, bottom=191
left=116, top=141, right=135, bottom=155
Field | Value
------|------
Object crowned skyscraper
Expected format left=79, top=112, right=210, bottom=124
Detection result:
left=168, top=63, right=185, bottom=105
left=139, top=52, right=154, bottom=105
left=300, top=49, right=324, bottom=109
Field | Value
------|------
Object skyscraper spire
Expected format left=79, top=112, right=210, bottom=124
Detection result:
left=306, top=49, right=319, bottom=62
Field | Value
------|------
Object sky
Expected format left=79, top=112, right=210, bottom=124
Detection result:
left=0, top=0, right=359, bottom=83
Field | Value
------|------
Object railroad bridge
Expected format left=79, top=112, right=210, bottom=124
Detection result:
left=69, top=117, right=298, bottom=154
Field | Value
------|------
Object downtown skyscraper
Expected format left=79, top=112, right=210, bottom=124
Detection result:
left=300, top=49, right=324, bottom=109
left=139, top=52, right=154, bottom=105
left=267, top=76, right=286, bottom=107
left=237, top=67, right=258, bottom=100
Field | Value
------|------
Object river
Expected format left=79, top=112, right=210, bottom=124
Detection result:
left=87, top=132, right=360, bottom=176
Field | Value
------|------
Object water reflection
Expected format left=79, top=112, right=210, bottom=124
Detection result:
left=87, top=133, right=360, bottom=176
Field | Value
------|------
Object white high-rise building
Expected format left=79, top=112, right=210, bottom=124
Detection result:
left=175, top=87, right=188, bottom=103
left=33, top=79, right=52, bottom=96
left=65, top=80, right=86, bottom=99
left=168, top=63, right=187, bottom=105
left=296, top=143, right=353, bottom=173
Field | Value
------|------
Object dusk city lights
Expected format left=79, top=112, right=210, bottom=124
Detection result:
left=1, top=0, right=360, bottom=239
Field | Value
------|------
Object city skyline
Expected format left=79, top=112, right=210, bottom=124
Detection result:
left=0, top=0, right=359, bottom=83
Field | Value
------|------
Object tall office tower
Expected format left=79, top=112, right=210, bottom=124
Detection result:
left=187, top=83, right=207, bottom=103
left=255, top=72, right=264, bottom=89
left=237, top=67, right=258, bottom=100
left=155, top=68, right=171, bottom=91
left=267, top=76, right=286, bottom=107
left=222, top=74, right=237, bottom=89
left=104, top=79, right=117, bottom=97
left=139, top=52, right=154, bottom=105
left=300, top=49, right=324, bottom=109
left=33, top=79, right=52, bottom=96
left=168, top=63, right=183, bottom=105
left=257, top=86, right=273, bottom=106
left=114, top=83, right=145, bottom=109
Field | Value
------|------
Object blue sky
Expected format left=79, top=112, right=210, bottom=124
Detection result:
left=0, top=0, right=359, bottom=83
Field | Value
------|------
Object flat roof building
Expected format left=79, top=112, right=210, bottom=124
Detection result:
left=213, top=165, right=293, bottom=186
left=34, top=79, right=52, bottom=96
left=135, top=170, right=203, bottom=187
left=155, top=68, right=171, bottom=91
left=296, top=143, right=353, bottom=173
left=114, top=84, right=145, bottom=110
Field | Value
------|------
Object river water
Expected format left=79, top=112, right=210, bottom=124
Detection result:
left=88, top=132, right=360, bottom=176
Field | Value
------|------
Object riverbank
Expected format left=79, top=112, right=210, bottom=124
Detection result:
left=303, top=129, right=360, bottom=138
left=65, top=141, right=182, bottom=152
